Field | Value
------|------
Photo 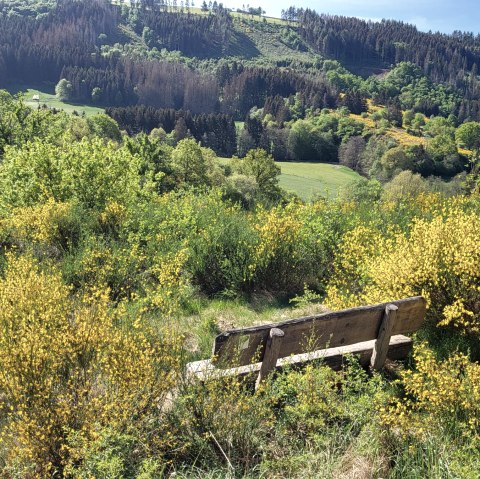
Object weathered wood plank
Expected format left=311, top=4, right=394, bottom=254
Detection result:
left=188, top=334, right=413, bottom=381
left=213, top=296, right=426, bottom=368
left=370, top=304, right=398, bottom=370
left=255, top=328, right=284, bottom=389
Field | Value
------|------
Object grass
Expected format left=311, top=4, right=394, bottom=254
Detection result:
left=218, top=157, right=360, bottom=200
left=188, top=7, right=289, bottom=25
left=218, top=158, right=360, bottom=201
left=277, top=161, right=361, bottom=200
left=112, top=2, right=290, bottom=25
left=180, top=296, right=331, bottom=360
left=230, top=17, right=314, bottom=63
left=8, top=84, right=103, bottom=117
left=230, top=11, right=289, bottom=26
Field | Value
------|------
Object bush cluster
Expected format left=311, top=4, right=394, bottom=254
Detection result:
left=1, top=91, right=480, bottom=477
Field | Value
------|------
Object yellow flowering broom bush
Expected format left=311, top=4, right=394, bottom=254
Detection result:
left=252, top=200, right=349, bottom=294
left=0, top=198, right=85, bottom=259
left=0, top=254, right=183, bottom=477
left=327, top=196, right=480, bottom=335
left=322, top=194, right=480, bottom=468
left=381, top=341, right=480, bottom=437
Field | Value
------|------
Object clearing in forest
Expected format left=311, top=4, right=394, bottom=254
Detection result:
left=277, top=161, right=360, bottom=199
left=8, top=84, right=103, bottom=117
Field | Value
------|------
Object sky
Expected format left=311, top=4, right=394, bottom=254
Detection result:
left=223, top=0, right=480, bottom=35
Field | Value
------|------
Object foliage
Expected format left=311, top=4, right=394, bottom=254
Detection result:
left=0, top=137, right=142, bottom=211
left=171, top=139, right=210, bottom=187
left=107, top=106, right=237, bottom=157
left=381, top=342, right=480, bottom=438
left=455, top=121, right=480, bottom=151
left=456, top=121, right=480, bottom=167
left=270, top=361, right=381, bottom=439
left=376, top=146, right=414, bottom=181
left=287, top=119, right=337, bottom=162
left=233, top=148, right=281, bottom=202
left=169, top=375, right=275, bottom=472
left=1, top=197, right=83, bottom=257
left=327, top=195, right=480, bottom=335
left=168, top=357, right=388, bottom=476
left=0, top=160, right=479, bottom=476
left=0, top=91, right=70, bottom=156
left=252, top=201, right=347, bottom=294
left=55, top=79, right=73, bottom=101
left=86, top=113, right=123, bottom=143
left=427, top=134, right=463, bottom=176
left=0, top=254, right=183, bottom=477
left=382, top=171, right=429, bottom=203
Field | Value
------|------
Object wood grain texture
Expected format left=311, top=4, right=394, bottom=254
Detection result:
left=255, top=328, right=284, bottom=389
left=213, top=296, right=426, bottom=368
left=370, top=304, right=398, bottom=370
left=188, top=334, right=413, bottom=381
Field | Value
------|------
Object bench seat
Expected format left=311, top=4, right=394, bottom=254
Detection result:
left=187, top=334, right=413, bottom=381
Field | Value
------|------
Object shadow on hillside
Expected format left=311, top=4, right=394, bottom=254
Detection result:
left=6, top=81, right=55, bottom=96
left=226, top=30, right=260, bottom=59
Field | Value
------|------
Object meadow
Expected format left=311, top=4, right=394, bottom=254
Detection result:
left=188, top=7, right=290, bottom=25
left=277, top=161, right=361, bottom=199
left=218, top=157, right=360, bottom=199
left=8, top=84, right=103, bottom=117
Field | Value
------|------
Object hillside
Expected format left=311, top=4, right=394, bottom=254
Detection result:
left=1, top=0, right=479, bottom=117
left=2, top=0, right=478, bottom=189
left=1, top=88, right=480, bottom=477
left=1, top=2, right=480, bottom=477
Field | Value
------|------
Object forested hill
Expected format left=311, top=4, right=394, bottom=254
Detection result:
left=2, top=0, right=480, bottom=138
left=298, top=10, right=480, bottom=83
left=1, top=0, right=480, bottom=119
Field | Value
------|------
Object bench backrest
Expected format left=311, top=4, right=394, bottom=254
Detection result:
left=213, top=296, right=426, bottom=367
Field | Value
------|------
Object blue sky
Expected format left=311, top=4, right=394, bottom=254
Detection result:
left=223, top=0, right=480, bottom=34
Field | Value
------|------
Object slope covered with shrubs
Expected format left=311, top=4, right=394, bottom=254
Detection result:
left=0, top=91, right=479, bottom=477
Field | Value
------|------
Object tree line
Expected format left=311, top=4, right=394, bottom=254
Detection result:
left=107, top=105, right=237, bottom=156
left=132, top=6, right=233, bottom=57
left=0, top=0, right=339, bottom=118
left=297, top=10, right=480, bottom=111
left=2, top=0, right=480, bottom=125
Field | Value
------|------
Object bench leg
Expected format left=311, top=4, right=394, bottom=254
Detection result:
left=370, top=304, right=398, bottom=371
left=255, top=328, right=285, bottom=390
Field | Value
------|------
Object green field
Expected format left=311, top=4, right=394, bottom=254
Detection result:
left=188, top=7, right=289, bottom=25
left=219, top=158, right=360, bottom=200
left=277, top=161, right=361, bottom=199
left=9, top=85, right=103, bottom=117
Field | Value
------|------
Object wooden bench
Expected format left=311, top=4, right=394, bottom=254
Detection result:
left=187, top=296, right=426, bottom=389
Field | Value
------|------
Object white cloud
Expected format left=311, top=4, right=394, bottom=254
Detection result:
left=407, top=15, right=433, bottom=31
left=356, top=16, right=384, bottom=23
